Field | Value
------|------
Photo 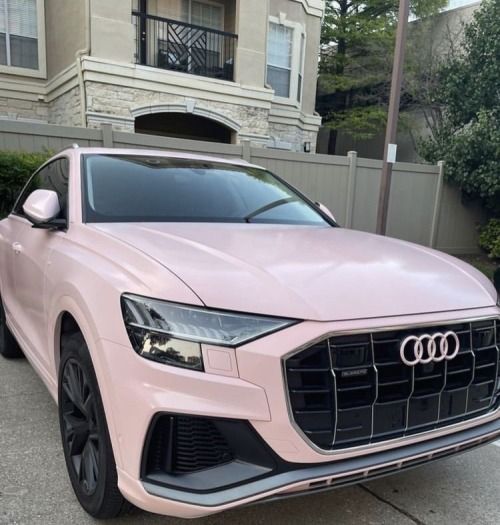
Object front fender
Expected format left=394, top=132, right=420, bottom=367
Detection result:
left=48, top=293, right=125, bottom=470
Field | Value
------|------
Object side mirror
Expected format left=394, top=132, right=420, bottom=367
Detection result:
left=23, top=189, right=60, bottom=224
left=316, top=202, right=336, bottom=223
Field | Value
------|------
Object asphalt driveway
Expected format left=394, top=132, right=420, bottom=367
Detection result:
left=1, top=357, right=500, bottom=525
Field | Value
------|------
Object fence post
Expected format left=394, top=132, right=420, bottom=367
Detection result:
left=242, top=140, right=251, bottom=162
left=101, top=123, right=114, bottom=148
left=345, top=150, right=358, bottom=228
left=429, top=160, right=445, bottom=248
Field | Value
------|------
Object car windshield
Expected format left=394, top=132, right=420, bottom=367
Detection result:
left=82, top=154, right=331, bottom=225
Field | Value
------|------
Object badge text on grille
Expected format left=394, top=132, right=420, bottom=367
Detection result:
left=341, top=368, right=368, bottom=378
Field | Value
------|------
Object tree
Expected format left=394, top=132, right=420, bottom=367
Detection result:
left=403, top=13, right=464, bottom=140
left=418, top=0, right=500, bottom=258
left=317, top=0, right=446, bottom=153
left=418, top=0, right=500, bottom=216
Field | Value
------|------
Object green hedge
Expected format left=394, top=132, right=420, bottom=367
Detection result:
left=479, top=218, right=500, bottom=260
left=0, top=151, right=52, bottom=218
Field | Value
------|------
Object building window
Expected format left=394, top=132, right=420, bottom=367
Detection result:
left=267, top=22, right=293, bottom=98
left=190, top=1, right=223, bottom=30
left=148, top=0, right=224, bottom=30
left=267, top=19, right=306, bottom=104
left=0, top=0, right=39, bottom=70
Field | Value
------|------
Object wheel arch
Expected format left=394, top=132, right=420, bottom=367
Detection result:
left=51, top=294, right=101, bottom=376
left=56, top=312, right=80, bottom=365
left=50, top=292, right=124, bottom=469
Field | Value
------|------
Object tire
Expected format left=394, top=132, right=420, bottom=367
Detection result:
left=0, top=296, right=23, bottom=359
left=58, top=331, right=130, bottom=519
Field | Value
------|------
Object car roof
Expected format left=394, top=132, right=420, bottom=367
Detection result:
left=61, top=147, right=264, bottom=170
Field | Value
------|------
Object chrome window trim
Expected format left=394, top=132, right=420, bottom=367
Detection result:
left=282, top=315, right=500, bottom=457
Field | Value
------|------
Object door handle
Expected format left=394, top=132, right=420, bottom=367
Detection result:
left=11, top=242, right=23, bottom=254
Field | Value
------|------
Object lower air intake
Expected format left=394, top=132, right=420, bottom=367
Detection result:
left=144, top=414, right=234, bottom=475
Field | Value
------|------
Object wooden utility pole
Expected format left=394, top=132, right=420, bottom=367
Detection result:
left=376, top=0, right=411, bottom=235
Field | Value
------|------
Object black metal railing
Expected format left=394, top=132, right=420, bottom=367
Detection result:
left=132, top=12, right=237, bottom=81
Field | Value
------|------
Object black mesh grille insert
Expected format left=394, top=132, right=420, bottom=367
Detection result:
left=145, top=415, right=234, bottom=475
left=285, top=318, right=500, bottom=451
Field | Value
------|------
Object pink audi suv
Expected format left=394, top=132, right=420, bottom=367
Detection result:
left=0, top=147, right=499, bottom=519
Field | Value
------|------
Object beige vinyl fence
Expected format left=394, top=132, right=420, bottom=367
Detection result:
left=0, top=119, right=485, bottom=254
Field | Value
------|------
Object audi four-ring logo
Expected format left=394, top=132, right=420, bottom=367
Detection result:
left=400, top=331, right=460, bottom=366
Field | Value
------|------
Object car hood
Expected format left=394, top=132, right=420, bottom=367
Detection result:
left=91, top=223, right=496, bottom=321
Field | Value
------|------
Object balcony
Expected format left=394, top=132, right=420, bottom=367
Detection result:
left=132, top=11, right=237, bottom=81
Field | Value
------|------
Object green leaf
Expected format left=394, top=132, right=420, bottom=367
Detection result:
left=318, top=0, right=446, bottom=140
left=416, top=0, right=500, bottom=216
left=0, top=150, right=53, bottom=218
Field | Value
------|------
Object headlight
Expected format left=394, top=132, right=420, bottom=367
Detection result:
left=121, top=294, right=298, bottom=371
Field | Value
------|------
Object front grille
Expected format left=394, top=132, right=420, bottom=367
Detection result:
left=285, top=318, right=500, bottom=451
left=145, top=415, right=234, bottom=474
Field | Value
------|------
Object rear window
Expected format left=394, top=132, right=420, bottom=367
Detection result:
left=82, top=154, right=331, bottom=226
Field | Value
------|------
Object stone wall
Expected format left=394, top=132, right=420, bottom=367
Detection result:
left=84, top=81, right=271, bottom=141
left=0, top=86, right=81, bottom=126
left=268, top=122, right=318, bottom=153
left=83, top=80, right=319, bottom=149
left=0, top=96, right=48, bottom=122
left=48, top=86, right=82, bottom=127
left=0, top=81, right=319, bottom=151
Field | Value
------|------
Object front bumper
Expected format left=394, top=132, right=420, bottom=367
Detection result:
left=142, top=416, right=500, bottom=507
left=95, top=306, right=500, bottom=518
left=114, top=415, right=500, bottom=518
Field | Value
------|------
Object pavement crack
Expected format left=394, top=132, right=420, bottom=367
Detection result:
left=359, top=484, right=427, bottom=525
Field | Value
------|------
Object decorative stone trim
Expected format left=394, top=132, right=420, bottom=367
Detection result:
left=269, top=103, right=322, bottom=131
left=82, top=57, right=273, bottom=108
left=130, top=102, right=242, bottom=132
left=131, top=103, right=187, bottom=118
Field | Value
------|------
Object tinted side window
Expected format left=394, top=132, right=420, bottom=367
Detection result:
left=14, top=158, right=69, bottom=219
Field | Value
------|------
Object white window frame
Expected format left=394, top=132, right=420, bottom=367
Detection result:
left=0, top=0, right=46, bottom=78
left=266, top=16, right=306, bottom=107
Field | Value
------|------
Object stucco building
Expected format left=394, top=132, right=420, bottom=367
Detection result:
left=0, top=0, right=324, bottom=151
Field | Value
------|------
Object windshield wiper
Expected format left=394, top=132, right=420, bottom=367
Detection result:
left=244, top=197, right=296, bottom=223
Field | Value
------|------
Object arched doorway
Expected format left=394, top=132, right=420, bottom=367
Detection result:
left=134, top=112, right=234, bottom=143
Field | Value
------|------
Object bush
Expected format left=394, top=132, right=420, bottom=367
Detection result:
left=479, top=218, right=500, bottom=260
left=417, top=0, right=500, bottom=255
left=0, top=151, right=52, bottom=218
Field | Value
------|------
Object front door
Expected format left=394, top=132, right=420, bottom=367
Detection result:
left=6, top=157, right=69, bottom=369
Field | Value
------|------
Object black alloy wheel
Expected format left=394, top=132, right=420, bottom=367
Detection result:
left=58, top=331, right=129, bottom=518
left=60, top=358, right=101, bottom=495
